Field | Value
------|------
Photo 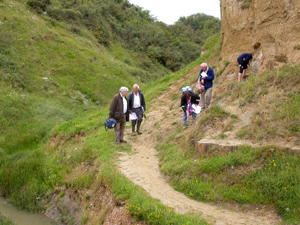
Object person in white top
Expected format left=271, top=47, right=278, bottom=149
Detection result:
left=128, top=84, right=146, bottom=136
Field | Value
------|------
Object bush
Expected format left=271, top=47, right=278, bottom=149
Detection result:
left=27, top=0, right=50, bottom=12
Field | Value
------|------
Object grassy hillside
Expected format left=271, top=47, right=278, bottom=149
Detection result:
left=0, top=0, right=221, bottom=152
left=0, top=0, right=166, bottom=152
left=152, top=36, right=300, bottom=223
left=0, top=0, right=217, bottom=224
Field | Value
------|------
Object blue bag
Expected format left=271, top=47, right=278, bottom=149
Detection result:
left=105, top=118, right=117, bottom=131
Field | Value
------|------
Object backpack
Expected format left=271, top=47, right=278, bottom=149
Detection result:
left=104, top=118, right=117, bottom=131
left=181, top=86, right=193, bottom=94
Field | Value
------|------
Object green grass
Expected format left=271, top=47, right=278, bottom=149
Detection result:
left=157, top=124, right=300, bottom=223
left=0, top=0, right=169, bottom=153
left=0, top=213, right=15, bottom=225
left=0, top=25, right=221, bottom=223
left=5, top=2, right=300, bottom=223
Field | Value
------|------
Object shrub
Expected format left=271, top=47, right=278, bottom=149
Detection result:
left=27, top=0, right=50, bottom=12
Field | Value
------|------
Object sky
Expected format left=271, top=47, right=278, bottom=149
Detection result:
left=128, top=0, right=221, bottom=25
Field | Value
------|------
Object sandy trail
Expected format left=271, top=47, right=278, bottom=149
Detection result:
left=118, top=67, right=281, bottom=224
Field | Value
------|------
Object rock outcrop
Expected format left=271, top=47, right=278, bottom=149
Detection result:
left=221, top=0, right=300, bottom=72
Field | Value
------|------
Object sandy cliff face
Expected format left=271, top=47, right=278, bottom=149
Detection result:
left=221, top=0, right=300, bottom=72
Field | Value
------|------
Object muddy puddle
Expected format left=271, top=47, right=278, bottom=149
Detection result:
left=0, top=197, right=56, bottom=225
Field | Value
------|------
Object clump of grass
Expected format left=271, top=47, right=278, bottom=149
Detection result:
left=241, top=0, right=252, bottom=9
left=294, top=44, right=300, bottom=50
left=67, top=172, right=96, bottom=189
left=157, top=134, right=300, bottom=223
left=236, top=126, right=252, bottom=138
left=202, top=105, right=230, bottom=122
left=0, top=213, right=15, bottom=225
left=0, top=150, right=60, bottom=212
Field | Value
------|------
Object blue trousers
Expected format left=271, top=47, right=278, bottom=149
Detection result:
left=183, top=110, right=196, bottom=125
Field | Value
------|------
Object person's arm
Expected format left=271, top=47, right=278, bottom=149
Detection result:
left=198, top=69, right=203, bottom=82
left=194, top=94, right=200, bottom=105
left=205, top=68, right=215, bottom=81
left=181, top=96, right=187, bottom=111
left=141, top=93, right=146, bottom=111
left=109, top=95, right=117, bottom=118
left=128, top=93, right=132, bottom=111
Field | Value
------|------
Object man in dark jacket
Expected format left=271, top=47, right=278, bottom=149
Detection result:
left=237, top=53, right=252, bottom=82
left=109, top=87, right=130, bottom=144
left=128, top=84, right=146, bottom=135
left=181, top=91, right=200, bottom=129
left=198, top=63, right=215, bottom=110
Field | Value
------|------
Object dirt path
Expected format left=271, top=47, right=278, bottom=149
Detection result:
left=118, top=67, right=282, bottom=225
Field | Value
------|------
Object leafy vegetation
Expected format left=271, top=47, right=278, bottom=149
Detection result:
left=22, top=0, right=221, bottom=71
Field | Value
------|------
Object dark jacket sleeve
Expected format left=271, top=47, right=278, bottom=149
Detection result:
left=199, top=69, right=203, bottom=81
left=140, top=92, right=146, bottom=112
left=126, top=96, right=130, bottom=122
left=192, top=93, right=200, bottom=105
left=205, top=68, right=215, bottom=81
left=109, top=95, right=117, bottom=118
left=128, top=92, right=133, bottom=111
left=181, top=95, right=187, bottom=111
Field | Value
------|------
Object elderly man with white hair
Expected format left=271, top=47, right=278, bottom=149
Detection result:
left=128, top=84, right=146, bottom=135
left=198, top=62, right=215, bottom=110
left=109, top=86, right=130, bottom=144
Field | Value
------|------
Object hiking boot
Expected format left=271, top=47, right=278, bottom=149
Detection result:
left=183, top=124, right=187, bottom=129
left=116, top=141, right=121, bottom=145
left=242, top=74, right=249, bottom=78
left=137, top=121, right=142, bottom=135
left=132, top=124, right=136, bottom=136
left=120, top=140, right=127, bottom=143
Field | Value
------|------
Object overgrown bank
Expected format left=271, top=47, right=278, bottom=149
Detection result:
left=153, top=41, right=300, bottom=223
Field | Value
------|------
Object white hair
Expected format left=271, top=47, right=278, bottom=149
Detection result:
left=119, top=86, right=129, bottom=93
left=133, top=84, right=139, bottom=89
left=201, top=63, right=208, bottom=67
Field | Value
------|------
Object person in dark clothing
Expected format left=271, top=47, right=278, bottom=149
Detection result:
left=128, top=84, right=146, bottom=135
left=109, top=87, right=130, bottom=144
left=237, top=53, right=253, bottom=82
left=198, top=63, right=215, bottom=110
left=181, top=91, right=200, bottom=129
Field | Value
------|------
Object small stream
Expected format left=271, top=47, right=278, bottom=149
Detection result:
left=0, top=197, right=57, bottom=225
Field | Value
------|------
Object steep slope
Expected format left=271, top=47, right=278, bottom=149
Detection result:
left=0, top=0, right=166, bottom=151
left=221, top=0, right=300, bottom=72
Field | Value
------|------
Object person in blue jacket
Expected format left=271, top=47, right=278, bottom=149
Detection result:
left=198, top=63, right=215, bottom=110
left=237, top=53, right=252, bottom=82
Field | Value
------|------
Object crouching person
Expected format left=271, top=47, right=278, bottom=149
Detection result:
left=181, top=91, right=200, bottom=129
left=128, top=84, right=146, bottom=135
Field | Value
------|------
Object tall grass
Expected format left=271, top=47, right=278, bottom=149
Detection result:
left=0, top=213, right=15, bottom=225
left=0, top=0, right=169, bottom=153
left=0, top=150, right=60, bottom=212
left=157, top=122, right=300, bottom=224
